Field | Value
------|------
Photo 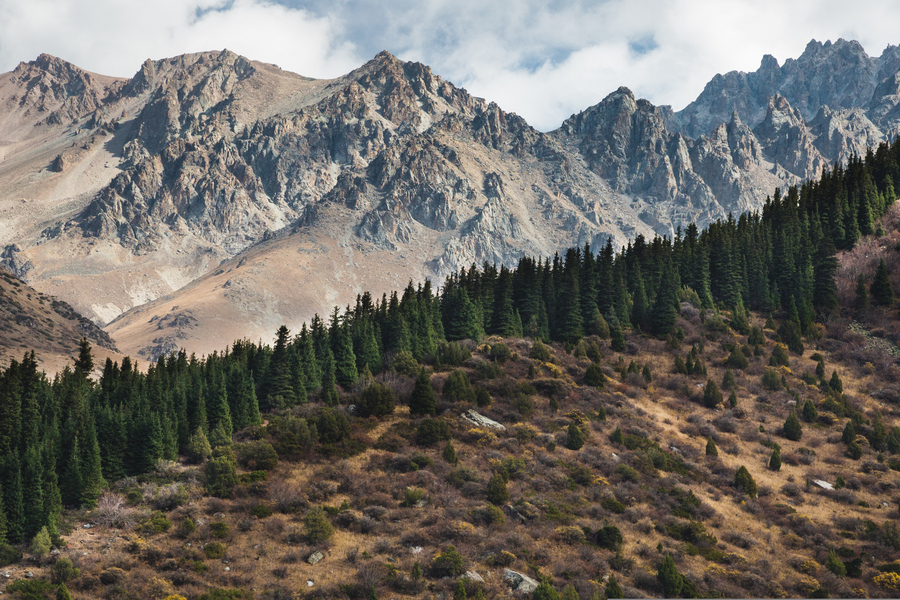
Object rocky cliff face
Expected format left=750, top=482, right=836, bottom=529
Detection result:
left=2, top=40, right=900, bottom=358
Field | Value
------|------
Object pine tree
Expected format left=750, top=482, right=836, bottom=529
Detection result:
left=783, top=410, right=802, bottom=442
left=334, top=322, right=359, bottom=388
left=802, top=399, right=818, bottom=423
left=657, top=554, right=684, bottom=598
left=442, top=440, right=458, bottom=465
left=769, top=443, right=782, bottom=471
left=703, top=379, right=723, bottom=408
left=705, top=438, right=718, bottom=457
left=409, top=370, right=437, bottom=416
left=605, top=573, right=624, bottom=599
left=486, top=473, right=509, bottom=505
left=734, top=465, right=757, bottom=497
left=566, top=423, right=587, bottom=450
left=871, top=258, right=894, bottom=306
left=854, top=274, right=870, bottom=312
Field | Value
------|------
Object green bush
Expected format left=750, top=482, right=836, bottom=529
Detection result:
left=400, top=486, right=425, bottom=508
left=0, top=543, right=22, bottom=567
left=473, top=504, right=506, bottom=526
left=430, top=545, right=465, bottom=577
left=734, top=466, right=757, bottom=497
left=141, top=511, right=172, bottom=534
left=702, top=379, right=723, bottom=408
left=529, top=339, right=552, bottom=362
left=177, top=517, right=196, bottom=538
left=436, top=342, right=471, bottom=366
left=49, top=558, right=80, bottom=584
left=566, top=422, right=587, bottom=450
left=584, top=363, right=606, bottom=388
left=486, top=473, right=509, bottom=505
left=769, top=343, right=790, bottom=367
left=601, top=497, right=626, bottom=514
left=185, top=428, right=212, bottom=464
left=416, top=418, right=452, bottom=446
left=356, top=382, right=396, bottom=418
left=783, top=410, right=802, bottom=441
left=235, top=440, right=279, bottom=471
left=489, top=343, right=512, bottom=363
left=203, top=542, right=226, bottom=559
left=443, top=370, right=475, bottom=403
left=595, top=525, right=623, bottom=551
left=761, top=368, right=782, bottom=391
left=210, top=521, right=230, bottom=539
left=392, top=350, right=420, bottom=377
left=29, top=526, right=52, bottom=556
left=304, top=507, right=334, bottom=543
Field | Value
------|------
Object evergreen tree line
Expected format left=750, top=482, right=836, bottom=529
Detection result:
left=0, top=139, right=898, bottom=548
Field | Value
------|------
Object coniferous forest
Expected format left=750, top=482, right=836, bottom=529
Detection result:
left=3, top=139, right=900, bottom=597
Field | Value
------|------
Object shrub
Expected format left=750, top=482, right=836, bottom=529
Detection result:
left=727, top=346, right=749, bottom=370
left=29, top=526, right=52, bottom=556
left=430, top=545, right=466, bottom=577
left=489, top=343, right=512, bottom=363
left=584, top=363, right=606, bottom=387
left=762, top=368, right=782, bottom=391
left=236, top=440, right=279, bottom=471
left=601, top=497, right=626, bottom=514
left=825, top=549, right=846, bottom=577
left=473, top=504, right=506, bottom=526
left=210, top=522, right=230, bottom=539
left=204, top=542, right=226, bottom=559
left=769, top=344, right=790, bottom=367
left=176, top=517, right=196, bottom=538
left=141, top=511, right=172, bottom=534
left=533, top=581, right=561, bottom=600
left=566, top=422, right=587, bottom=450
left=734, top=466, right=757, bottom=497
left=401, top=486, right=427, bottom=507
left=657, top=554, right=684, bottom=598
left=703, top=379, right=723, bottom=408
left=205, top=454, right=238, bottom=498
left=475, top=387, right=491, bottom=407
left=0, top=544, right=22, bottom=567
left=443, top=370, right=476, bottom=403
left=783, top=411, right=803, bottom=442
left=436, top=342, right=472, bottom=366
left=49, top=558, right=79, bottom=584
left=485, top=473, right=509, bottom=505
left=392, top=351, right=420, bottom=377
left=416, top=418, right=452, bottom=446
left=186, top=428, right=212, bottom=464
left=443, top=440, right=459, bottom=465
left=595, top=525, right=624, bottom=551
left=529, top=340, right=552, bottom=362
left=357, top=382, right=396, bottom=417
left=304, top=507, right=334, bottom=543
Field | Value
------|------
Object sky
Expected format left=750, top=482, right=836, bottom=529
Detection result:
left=1, top=0, right=900, bottom=131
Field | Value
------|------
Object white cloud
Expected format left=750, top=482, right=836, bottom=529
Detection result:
left=0, top=0, right=361, bottom=79
left=2, top=0, right=900, bottom=131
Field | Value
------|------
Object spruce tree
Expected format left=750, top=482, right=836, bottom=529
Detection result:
left=783, top=410, right=803, bottom=442
left=705, top=437, right=718, bottom=457
left=802, top=399, right=818, bottom=423
left=657, top=554, right=684, bottom=598
left=854, top=274, right=870, bottom=312
left=605, top=573, right=624, bottom=599
left=871, top=258, right=894, bottom=306
left=702, top=379, right=723, bottom=408
left=409, top=370, right=437, bottom=415
left=769, top=443, right=781, bottom=471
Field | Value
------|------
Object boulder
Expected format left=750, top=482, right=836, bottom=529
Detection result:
left=307, top=551, right=325, bottom=565
left=461, top=410, right=505, bottom=430
left=503, top=569, right=538, bottom=594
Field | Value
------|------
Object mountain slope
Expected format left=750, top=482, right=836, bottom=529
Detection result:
left=1, top=41, right=900, bottom=358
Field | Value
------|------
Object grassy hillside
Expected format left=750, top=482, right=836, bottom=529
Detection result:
left=0, top=268, right=119, bottom=372
left=10, top=302, right=900, bottom=600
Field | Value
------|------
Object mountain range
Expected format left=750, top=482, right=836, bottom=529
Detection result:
left=1, top=38, right=899, bottom=362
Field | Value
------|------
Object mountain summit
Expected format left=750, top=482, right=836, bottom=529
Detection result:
left=1, top=41, right=899, bottom=358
